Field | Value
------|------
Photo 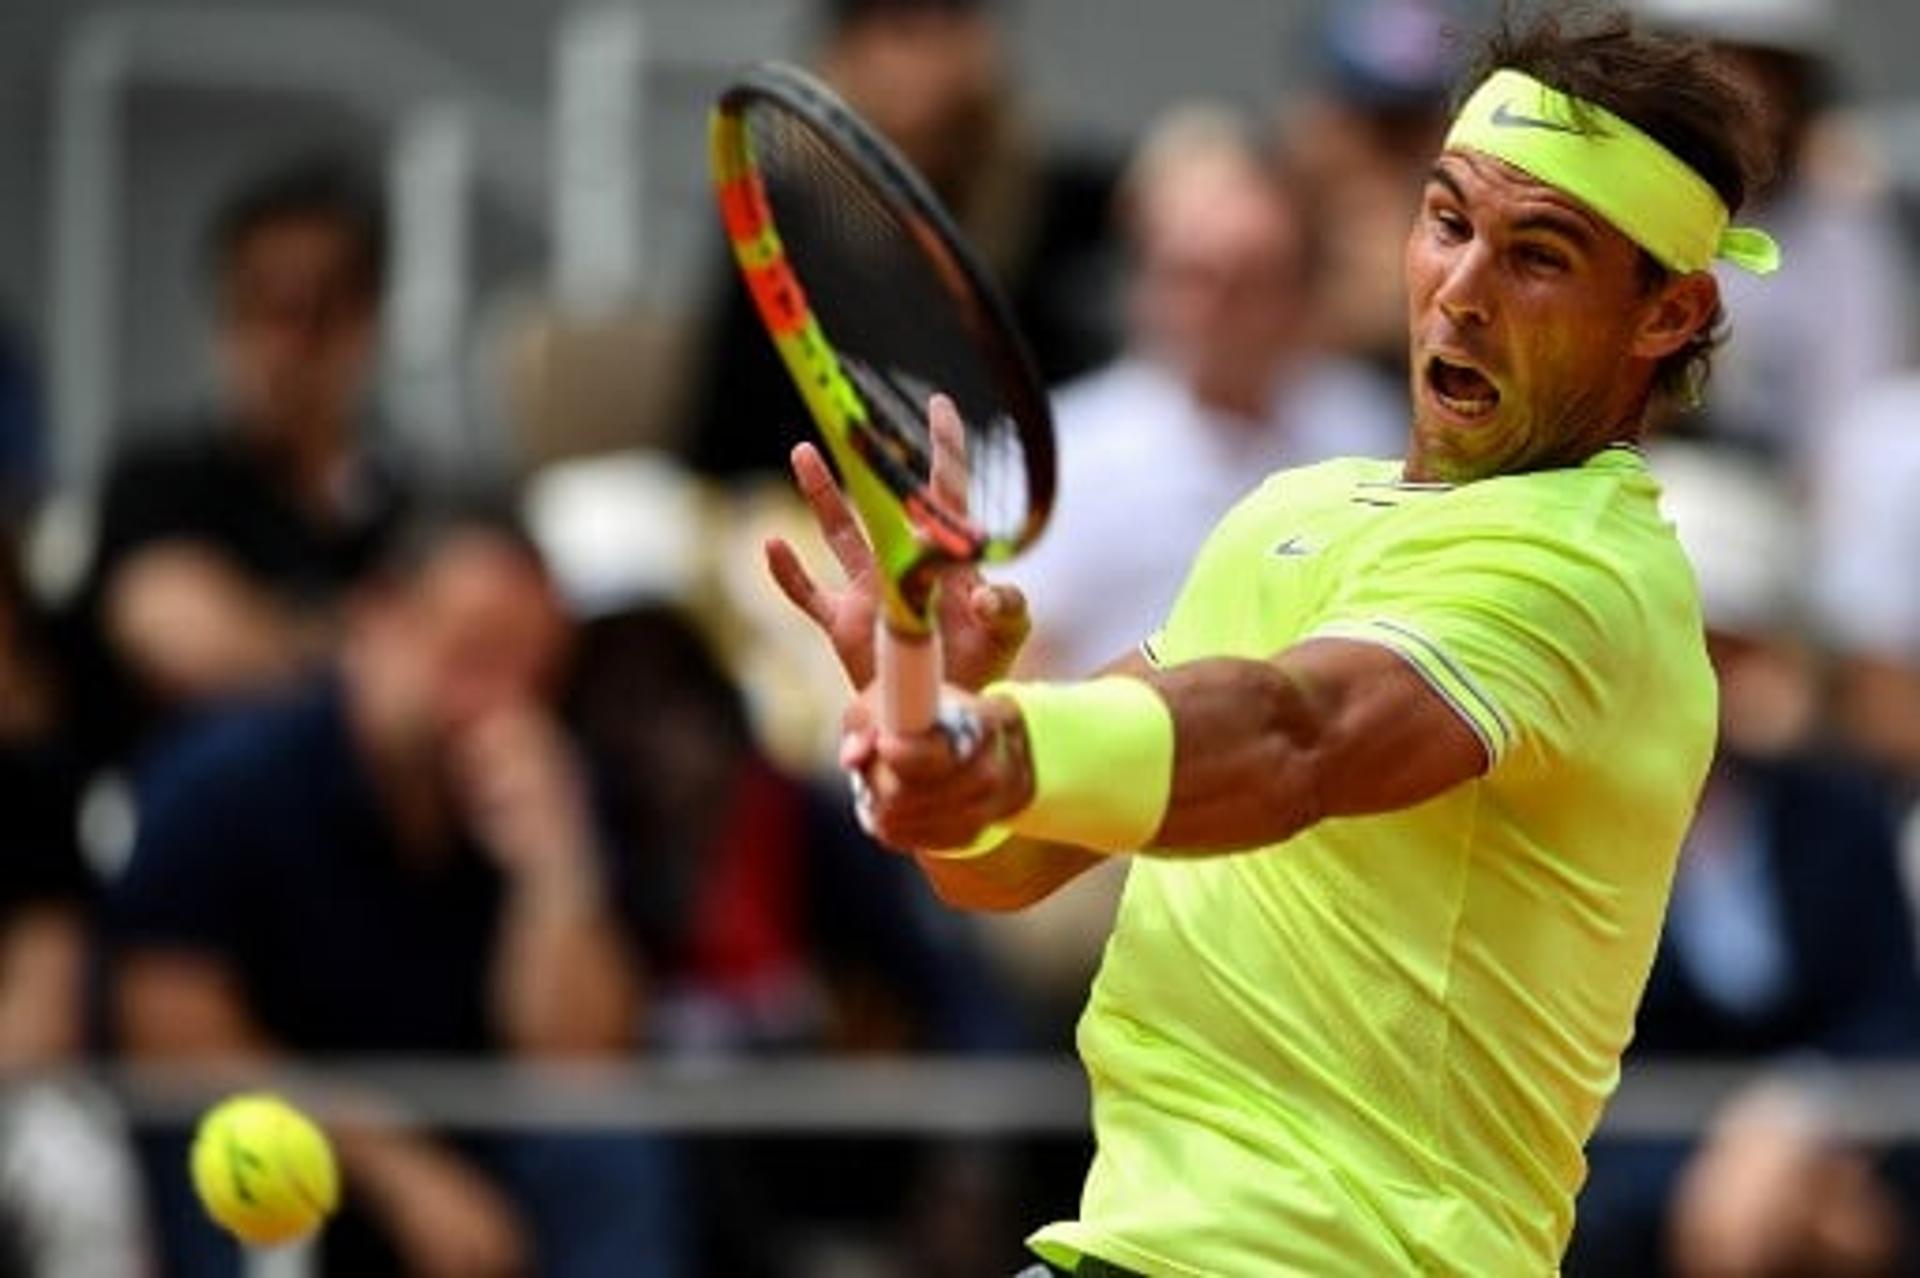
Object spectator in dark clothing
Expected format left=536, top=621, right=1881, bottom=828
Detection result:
left=566, top=600, right=1024, bottom=1277
left=109, top=511, right=679, bottom=1278
left=73, top=157, right=409, bottom=762
left=0, top=533, right=149, bottom=1275
left=571, top=602, right=1022, bottom=1054
left=1568, top=444, right=1920, bottom=1278
left=682, top=0, right=1117, bottom=483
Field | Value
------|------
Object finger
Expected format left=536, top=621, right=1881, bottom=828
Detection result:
left=791, top=443, right=875, bottom=579
left=838, top=724, right=877, bottom=772
left=863, top=769, right=1002, bottom=849
left=877, top=724, right=987, bottom=786
left=927, top=393, right=970, bottom=515
left=764, top=537, right=832, bottom=626
left=969, top=581, right=1031, bottom=643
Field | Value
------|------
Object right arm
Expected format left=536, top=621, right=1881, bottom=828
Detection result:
left=104, top=542, right=320, bottom=702
left=763, top=419, right=1098, bottom=911
left=905, top=651, right=1158, bottom=912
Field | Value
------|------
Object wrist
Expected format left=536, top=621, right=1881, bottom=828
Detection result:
left=507, top=856, right=606, bottom=918
left=917, top=696, right=1032, bottom=860
left=982, top=676, right=1174, bottom=852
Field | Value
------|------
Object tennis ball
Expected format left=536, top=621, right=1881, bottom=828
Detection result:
left=190, top=1093, right=340, bottom=1247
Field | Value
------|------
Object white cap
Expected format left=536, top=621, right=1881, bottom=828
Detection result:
left=1649, top=441, right=1803, bottom=636
left=523, top=451, right=713, bottom=618
left=1632, top=0, right=1834, bottom=55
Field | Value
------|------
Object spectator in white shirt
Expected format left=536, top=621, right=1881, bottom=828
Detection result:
left=1009, top=106, right=1405, bottom=680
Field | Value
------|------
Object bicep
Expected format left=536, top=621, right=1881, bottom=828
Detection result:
left=1275, top=637, right=1489, bottom=818
left=1150, top=638, right=1486, bottom=852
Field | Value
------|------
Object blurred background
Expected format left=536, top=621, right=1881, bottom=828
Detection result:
left=0, top=0, right=1918, bottom=1274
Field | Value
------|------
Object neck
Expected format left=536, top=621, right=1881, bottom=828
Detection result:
left=255, top=414, right=354, bottom=512
left=1402, top=411, right=1645, bottom=484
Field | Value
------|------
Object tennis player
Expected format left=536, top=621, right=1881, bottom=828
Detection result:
left=769, top=9, right=1777, bottom=1274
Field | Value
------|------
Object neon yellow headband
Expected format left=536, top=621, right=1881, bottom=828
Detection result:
left=1443, top=68, right=1780, bottom=276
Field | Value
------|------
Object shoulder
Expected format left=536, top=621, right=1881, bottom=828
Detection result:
left=1244, top=455, right=1405, bottom=508
left=1355, top=452, right=1702, bottom=653
left=104, top=427, right=247, bottom=490
left=1445, top=448, right=1659, bottom=526
left=138, top=683, right=344, bottom=821
left=96, top=429, right=258, bottom=552
left=1401, top=450, right=1681, bottom=580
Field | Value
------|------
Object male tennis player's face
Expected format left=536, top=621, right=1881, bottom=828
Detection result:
left=1403, top=150, right=1702, bottom=483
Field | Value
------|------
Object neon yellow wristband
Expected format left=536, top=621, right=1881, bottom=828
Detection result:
left=921, top=823, right=1012, bottom=861
left=985, top=677, right=1174, bottom=853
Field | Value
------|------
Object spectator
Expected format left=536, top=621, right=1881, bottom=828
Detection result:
left=1009, top=107, right=1404, bottom=680
left=0, top=531, right=148, bottom=1277
left=1812, top=376, right=1920, bottom=777
left=568, top=600, right=1026, bottom=1275
left=1568, top=443, right=1920, bottom=1277
left=1635, top=0, right=1917, bottom=476
left=1278, top=0, right=1466, bottom=379
left=109, top=509, right=678, bottom=1278
left=682, top=0, right=1117, bottom=483
left=568, top=601, right=1020, bottom=1056
left=73, top=156, right=411, bottom=762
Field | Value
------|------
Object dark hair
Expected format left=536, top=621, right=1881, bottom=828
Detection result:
left=204, top=156, right=388, bottom=299
left=1460, top=6, right=1775, bottom=407
left=825, top=0, right=988, bottom=32
left=369, top=498, right=549, bottom=591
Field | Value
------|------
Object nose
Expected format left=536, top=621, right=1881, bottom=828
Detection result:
left=1433, top=243, right=1494, bottom=328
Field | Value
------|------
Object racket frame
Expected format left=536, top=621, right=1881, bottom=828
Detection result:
left=709, top=63, right=1055, bottom=730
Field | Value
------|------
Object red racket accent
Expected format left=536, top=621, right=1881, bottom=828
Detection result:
left=742, top=259, right=812, bottom=336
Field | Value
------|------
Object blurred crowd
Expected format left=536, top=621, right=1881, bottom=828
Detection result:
left=0, top=0, right=1917, bottom=1274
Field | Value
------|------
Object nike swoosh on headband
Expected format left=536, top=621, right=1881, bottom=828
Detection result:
left=1490, top=100, right=1585, bottom=135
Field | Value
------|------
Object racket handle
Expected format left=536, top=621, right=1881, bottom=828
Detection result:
left=878, top=623, right=940, bottom=734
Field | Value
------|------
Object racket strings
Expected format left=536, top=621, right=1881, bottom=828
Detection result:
left=743, top=102, right=1035, bottom=551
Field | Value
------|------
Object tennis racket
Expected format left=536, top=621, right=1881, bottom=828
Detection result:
left=709, top=62, right=1055, bottom=734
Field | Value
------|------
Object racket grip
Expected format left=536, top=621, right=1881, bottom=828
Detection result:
left=878, top=623, right=940, bottom=734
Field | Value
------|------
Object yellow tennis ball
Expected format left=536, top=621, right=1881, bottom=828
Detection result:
left=190, top=1093, right=340, bottom=1247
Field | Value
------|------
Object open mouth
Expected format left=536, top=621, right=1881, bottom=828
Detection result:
left=1425, top=356, right=1500, bottom=420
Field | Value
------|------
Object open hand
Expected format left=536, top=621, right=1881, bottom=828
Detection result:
left=763, top=394, right=1031, bottom=691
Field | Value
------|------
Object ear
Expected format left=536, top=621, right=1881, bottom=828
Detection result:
left=1631, top=271, right=1719, bottom=362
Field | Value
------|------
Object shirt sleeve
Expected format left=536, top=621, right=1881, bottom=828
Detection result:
left=1304, top=520, right=1648, bottom=772
left=107, top=730, right=255, bottom=955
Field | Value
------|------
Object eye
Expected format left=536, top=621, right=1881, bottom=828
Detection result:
left=1516, top=243, right=1570, bottom=273
left=1429, top=206, right=1470, bottom=243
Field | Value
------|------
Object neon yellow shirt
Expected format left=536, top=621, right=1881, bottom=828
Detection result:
left=1030, top=449, right=1716, bottom=1276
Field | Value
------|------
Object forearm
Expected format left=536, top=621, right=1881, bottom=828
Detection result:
left=1143, top=657, right=1333, bottom=852
left=982, top=641, right=1484, bottom=858
left=491, top=876, right=641, bottom=1055
left=0, top=906, right=86, bottom=1069
left=106, top=544, right=315, bottom=700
